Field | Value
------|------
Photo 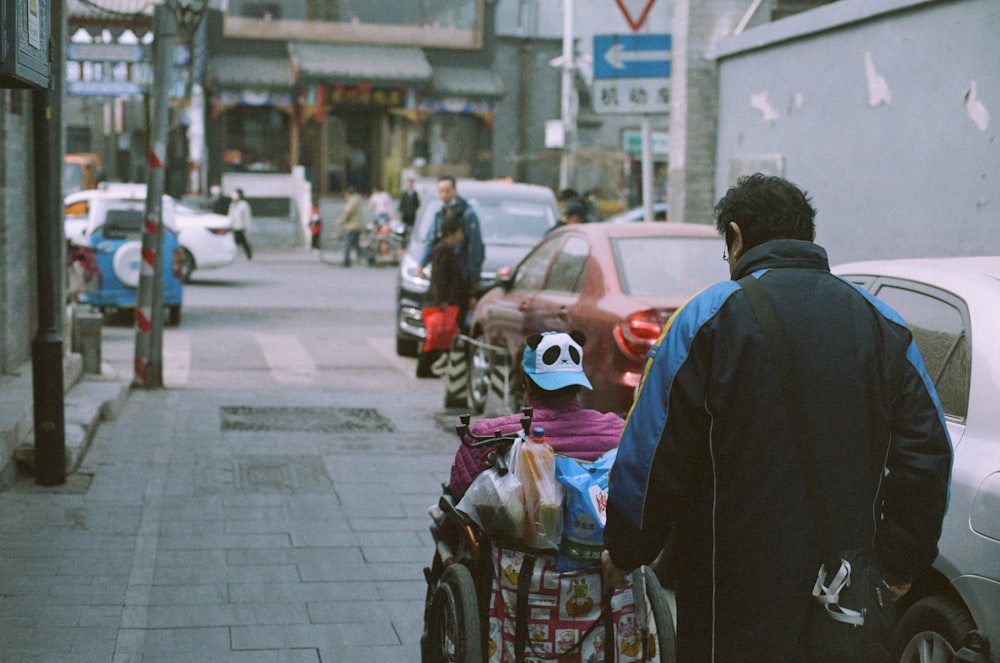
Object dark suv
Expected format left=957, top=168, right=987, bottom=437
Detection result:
left=394, top=181, right=558, bottom=356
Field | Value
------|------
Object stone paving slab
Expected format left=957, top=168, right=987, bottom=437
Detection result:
left=0, top=380, right=460, bottom=661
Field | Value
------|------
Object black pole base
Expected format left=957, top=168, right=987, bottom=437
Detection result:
left=32, top=332, right=66, bottom=486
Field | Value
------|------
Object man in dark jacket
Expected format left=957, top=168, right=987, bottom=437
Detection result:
left=418, top=176, right=485, bottom=298
left=602, top=173, right=952, bottom=662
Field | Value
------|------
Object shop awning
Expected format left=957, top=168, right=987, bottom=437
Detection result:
left=288, top=42, right=432, bottom=87
left=429, top=66, right=505, bottom=99
left=208, top=55, right=293, bottom=90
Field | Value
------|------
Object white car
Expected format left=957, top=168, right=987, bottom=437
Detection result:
left=66, top=184, right=237, bottom=282
left=833, top=256, right=1000, bottom=663
left=604, top=202, right=669, bottom=223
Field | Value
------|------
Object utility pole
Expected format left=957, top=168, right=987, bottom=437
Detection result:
left=558, top=0, right=576, bottom=190
left=32, top=0, right=67, bottom=486
left=133, top=0, right=175, bottom=388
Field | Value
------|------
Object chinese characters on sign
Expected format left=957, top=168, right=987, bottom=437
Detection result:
left=594, top=81, right=670, bottom=113
left=592, top=33, right=671, bottom=115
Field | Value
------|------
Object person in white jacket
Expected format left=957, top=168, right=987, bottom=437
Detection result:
left=228, top=188, right=253, bottom=260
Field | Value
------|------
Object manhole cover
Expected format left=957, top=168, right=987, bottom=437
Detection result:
left=194, top=455, right=333, bottom=494
left=220, top=406, right=396, bottom=433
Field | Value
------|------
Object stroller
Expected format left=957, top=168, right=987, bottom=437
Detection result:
left=421, top=408, right=676, bottom=663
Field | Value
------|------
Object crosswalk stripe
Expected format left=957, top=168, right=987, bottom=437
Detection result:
left=163, top=331, right=192, bottom=386
left=254, top=333, right=319, bottom=384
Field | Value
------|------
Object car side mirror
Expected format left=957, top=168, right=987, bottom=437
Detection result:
left=496, top=266, right=514, bottom=290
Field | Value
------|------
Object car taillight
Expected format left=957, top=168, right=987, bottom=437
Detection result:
left=613, top=309, right=673, bottom=359
left=172, top=248, right=183, bottom=279
left=208, top=227, right=231, bottom=235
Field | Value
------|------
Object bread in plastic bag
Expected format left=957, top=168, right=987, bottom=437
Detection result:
left=515, top=435, right=563, bottom=550
left=456, top=439, right=525, bottom=541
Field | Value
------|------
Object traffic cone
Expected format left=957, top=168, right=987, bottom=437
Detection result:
left=442, top=337, right=469, bottom=408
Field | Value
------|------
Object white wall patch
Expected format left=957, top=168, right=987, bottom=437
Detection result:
left=750, top=91, right=779, bottom=123
left=864, top=51, right=892, bottom=107
left=965, top=81, right=990, bottom=132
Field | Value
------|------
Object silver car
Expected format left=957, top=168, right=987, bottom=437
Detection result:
left=833, top=256, right=1000, bottom=663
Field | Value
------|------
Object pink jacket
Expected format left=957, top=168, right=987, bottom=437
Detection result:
left=449, top=397, right=624, bottom=500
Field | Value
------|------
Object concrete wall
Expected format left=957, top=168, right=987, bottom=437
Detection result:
left=0, top=91, right=38, bottom=375
left=715, top=0, right=999, bottom=263
left=493, top=36, right=563, bottom=187
left=668, top=0, right=749, bottom=225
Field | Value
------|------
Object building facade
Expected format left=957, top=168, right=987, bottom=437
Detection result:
left=204, top=0, right=507, bottom=196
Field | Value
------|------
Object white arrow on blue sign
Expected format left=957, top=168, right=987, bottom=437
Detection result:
left=594, top=34, right=671, bottom=80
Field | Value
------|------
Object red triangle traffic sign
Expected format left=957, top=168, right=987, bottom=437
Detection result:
left=615, top=0, right=657, bottom=32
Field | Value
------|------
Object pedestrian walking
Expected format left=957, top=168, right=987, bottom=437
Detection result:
left=229, top=188, right=253, bottom=260
left=335, top=187, right=371, bottom=267
left=417, top=175, right=484, bottom=305
left=416, top=210, right=468, bottom=378
left=398, top=178, right=420, bottom=240
left=547, top=198, right=588, bottom=235
left=602, top=173, right=953, bottom=662
left=308, top=201, right=323, bottom=251
left=209, top=184, right=231, bottom=215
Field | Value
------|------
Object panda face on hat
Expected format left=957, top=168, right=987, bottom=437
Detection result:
left=522, top=331, right=593, bottom=391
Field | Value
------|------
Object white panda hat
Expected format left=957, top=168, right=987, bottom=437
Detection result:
left=522, top=330, right=593, bottom=391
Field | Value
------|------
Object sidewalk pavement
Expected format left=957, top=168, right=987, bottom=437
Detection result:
left=0, top=355, right=457, bottom=662
left=0, top=353, right=129, bottom=488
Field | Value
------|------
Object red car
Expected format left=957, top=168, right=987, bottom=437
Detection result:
left=468, top=222, right=728, bottom=415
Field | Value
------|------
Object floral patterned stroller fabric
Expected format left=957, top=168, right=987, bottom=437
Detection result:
left=487, top=544, right=662, bottom=663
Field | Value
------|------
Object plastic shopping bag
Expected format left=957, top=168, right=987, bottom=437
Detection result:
left=554, top=447, right=617, bottom=570
left=456, top=439, right=525, bottom=541
left=422, top=305, right=460, bottom=352
left=515, top=434, right=563, bottom=550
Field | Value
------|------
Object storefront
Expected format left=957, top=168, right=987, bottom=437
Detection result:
left=206, top=42, right=505, bottom=198
left=206, top=54, right=295, bottom=182
left=288, top=42, right=431, bottom=196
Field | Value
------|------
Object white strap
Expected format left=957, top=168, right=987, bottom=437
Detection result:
left=811, top=558, right=866, bottom=626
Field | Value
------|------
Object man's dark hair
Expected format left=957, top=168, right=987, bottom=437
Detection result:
left=714, top=173, right=816, bottom=253
left=440, top=209, right=464, bottom=236
left=557, top=188, right=580, bottom=203
left=562, top=199, right=588, bottom=221
left=437, top=175, right=457, bottom=188
left=235, top=188, right=245, bottom=198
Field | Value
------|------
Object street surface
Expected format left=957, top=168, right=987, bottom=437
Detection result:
left=0, top=249, right=460, bottom=662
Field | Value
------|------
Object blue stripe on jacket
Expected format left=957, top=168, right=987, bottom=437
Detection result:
left=610, top=279, right=743, bottom=530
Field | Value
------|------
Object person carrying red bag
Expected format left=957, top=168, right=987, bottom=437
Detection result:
left=417, top=210, right=469, bottom=378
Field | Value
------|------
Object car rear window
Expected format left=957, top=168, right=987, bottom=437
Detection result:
left=416, top=197, right=555, bottom=245
left=613, top=237, right=727, bottom=297
left=102, top=205, right=144, bottom=240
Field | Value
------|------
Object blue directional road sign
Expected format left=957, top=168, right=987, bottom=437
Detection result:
left=594, top=33, right=671, bottom=80
left=592, top=33, right=671, bottom=114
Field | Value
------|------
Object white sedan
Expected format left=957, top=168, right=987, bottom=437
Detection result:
left=833, top=256, right=1000, bottom=663
left=65, top=185, right=237, bottom=283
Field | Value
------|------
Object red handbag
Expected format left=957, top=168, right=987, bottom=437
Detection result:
left=422, top=305, right=460, bottom=352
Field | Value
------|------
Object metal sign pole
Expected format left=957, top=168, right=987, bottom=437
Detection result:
left=641, top=115, right=654, bottom=221
left=133, top=0, right=175, bottom=388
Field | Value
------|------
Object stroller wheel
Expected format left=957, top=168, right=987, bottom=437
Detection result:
left=425, top=564, right=483, bottom=663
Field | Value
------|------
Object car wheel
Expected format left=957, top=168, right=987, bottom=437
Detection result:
left=112, top=241, right=143, bottom=288
left=180, top=248, right=195, bottom=283
left=897, top=594, right=976, bottom=663
left=467, top=331, right=491, bottom=414
left=166, top=305, right=182, bottom=327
